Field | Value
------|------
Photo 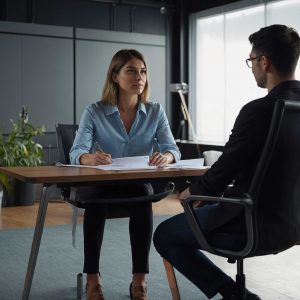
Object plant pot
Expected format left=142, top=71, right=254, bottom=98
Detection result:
left=2, top=180, right=35, bottom=207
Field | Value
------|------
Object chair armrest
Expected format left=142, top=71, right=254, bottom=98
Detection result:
left=75, top=182, right=175, bottom=205
left=183, top=194, right=254, bottom=259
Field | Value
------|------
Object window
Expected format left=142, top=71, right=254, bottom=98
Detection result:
left=190, top=0, right=300, bottom=145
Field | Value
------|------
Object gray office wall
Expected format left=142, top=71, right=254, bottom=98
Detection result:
left=0, top=22, right=74, bottom=133
left=21, top=35, right=74, bottom=129
left=0, top=21, right=166, bottom=137
left=2, top=0, right=167, bottom=36
left=0, top=33, right=22, bottom=132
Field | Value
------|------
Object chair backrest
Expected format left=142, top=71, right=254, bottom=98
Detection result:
left=248, top=100, right=300, bottom=255
left=55, top=124, right=78, bottom=164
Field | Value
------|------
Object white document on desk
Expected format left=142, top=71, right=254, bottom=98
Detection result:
left=58, top=156, right=205, bottom=171
left=166, top=158, right=205, bottom=169
left=59, top=156, right=154, bottom=170
left=98, top=156, right=153, bottom=170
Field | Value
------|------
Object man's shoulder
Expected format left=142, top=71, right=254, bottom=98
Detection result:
left=241, top=96, right=271, bottom=113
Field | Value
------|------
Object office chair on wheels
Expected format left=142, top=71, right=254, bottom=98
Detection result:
left=163, top=100, right=300, bottom=300
left=55, top=124, right=175, bottom=299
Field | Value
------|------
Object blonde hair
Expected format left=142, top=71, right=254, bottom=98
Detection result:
left=101, top=49, right=150, bottom=105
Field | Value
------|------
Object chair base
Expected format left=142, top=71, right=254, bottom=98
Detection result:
left=235, top=260, right=246, bottom=300
left=77, top=273, right=83, bottom=299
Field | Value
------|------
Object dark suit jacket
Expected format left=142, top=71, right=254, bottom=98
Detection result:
left=189, top=80, right=300, bottom=238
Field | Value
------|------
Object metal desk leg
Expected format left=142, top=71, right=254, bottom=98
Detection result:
left=22, top=184, right=49, bottom=300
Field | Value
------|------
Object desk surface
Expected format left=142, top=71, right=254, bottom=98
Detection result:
left=0, top=166, right=207, bottom=184
left=0, top=165, right=207, bottom=300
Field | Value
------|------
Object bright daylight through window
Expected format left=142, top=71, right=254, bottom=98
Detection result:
left=189, top=0, right=300, bottom=145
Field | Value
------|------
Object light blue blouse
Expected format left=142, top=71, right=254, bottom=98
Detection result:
left=70, top=101, right=181, bottom=165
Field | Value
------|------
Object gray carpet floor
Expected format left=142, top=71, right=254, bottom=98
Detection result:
left=0, top=215, right=299, bottom=300
left=0, top=216, right=217, bottom=300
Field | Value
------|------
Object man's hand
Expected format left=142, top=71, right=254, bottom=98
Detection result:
left=177, top=187, right=191, bottom=207
left=79, top=151, right=112, bottom=166
left=177, top=187, right=203, bottom=208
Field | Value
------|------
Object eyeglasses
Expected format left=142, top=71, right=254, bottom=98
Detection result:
left=245, top=56, right=263, bottom=68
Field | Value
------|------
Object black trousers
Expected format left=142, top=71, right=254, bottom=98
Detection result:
left=153, top=203, right=245, bottom=298
left=79, top=183, right=153, bottom=274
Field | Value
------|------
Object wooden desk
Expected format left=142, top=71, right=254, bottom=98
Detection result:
left=0, top=166, right=206, bottom=300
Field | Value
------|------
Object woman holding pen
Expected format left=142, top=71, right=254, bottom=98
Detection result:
left=70, top=49, right=180, bottom=300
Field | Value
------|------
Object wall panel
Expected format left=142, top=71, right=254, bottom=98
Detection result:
left=0, top=33, right=22, bottom=132
left=0, top=21, right=74, bottom=133
left=22, top=35, right=73, bottom=131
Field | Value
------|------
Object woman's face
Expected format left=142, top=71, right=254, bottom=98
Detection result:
left=113, top=58, right=147, bottom=97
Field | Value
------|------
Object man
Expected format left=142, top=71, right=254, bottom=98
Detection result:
left=153, top=24, right=300, bottom=300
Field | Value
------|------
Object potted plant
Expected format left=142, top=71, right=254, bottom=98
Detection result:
left=0, top=106, right=45, bottom=207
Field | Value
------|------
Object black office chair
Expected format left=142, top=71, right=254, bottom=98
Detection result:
left=55, top=123, right=175, bottom=299
left=164, top=100, right=300, bottom=300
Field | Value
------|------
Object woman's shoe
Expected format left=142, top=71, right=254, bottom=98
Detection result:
left=130, top=282, right=148, bottom=300
left=86, top=283, right=105, bottom=300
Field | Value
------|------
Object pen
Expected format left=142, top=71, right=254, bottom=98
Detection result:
left=95, top=142, right=104, bottom=153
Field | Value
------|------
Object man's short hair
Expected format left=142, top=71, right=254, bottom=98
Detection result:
left=249, top=24, right=300, bottom=75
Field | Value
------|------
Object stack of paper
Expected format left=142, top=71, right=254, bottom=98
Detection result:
left=58, top=156, right=205, bottom=171
left=166, top=158, right=204, bottom=169
left=97, top=156, right=152, bottom=170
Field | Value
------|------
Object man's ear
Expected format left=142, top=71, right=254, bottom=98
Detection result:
left=112, top=72, right=118, bottom=83
left=262, top=55, right=271, bottom=71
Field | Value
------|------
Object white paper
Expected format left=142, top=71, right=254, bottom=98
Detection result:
left=57, top=156, right=205, bottom=171
left=166, top=158, right=205, bottom=169
left=96, top=156, right=154, bottom=170
left=57, top=156, right=155, bottom=171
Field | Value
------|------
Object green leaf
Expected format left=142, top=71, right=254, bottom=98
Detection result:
left=0, top=106, right=45, bottom=169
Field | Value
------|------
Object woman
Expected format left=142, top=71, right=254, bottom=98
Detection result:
left=70, top=49, right=180, bottom=300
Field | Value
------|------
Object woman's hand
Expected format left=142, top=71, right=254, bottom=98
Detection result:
left=79, top=151, right=112, bottom=166
left=149, top=152, right=174, bottom=167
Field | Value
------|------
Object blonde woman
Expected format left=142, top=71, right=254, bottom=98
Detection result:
left=70, top=49, right=180, bottom=300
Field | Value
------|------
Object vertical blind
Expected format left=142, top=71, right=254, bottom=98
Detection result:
left=189, top=0, right=300, bottom=145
